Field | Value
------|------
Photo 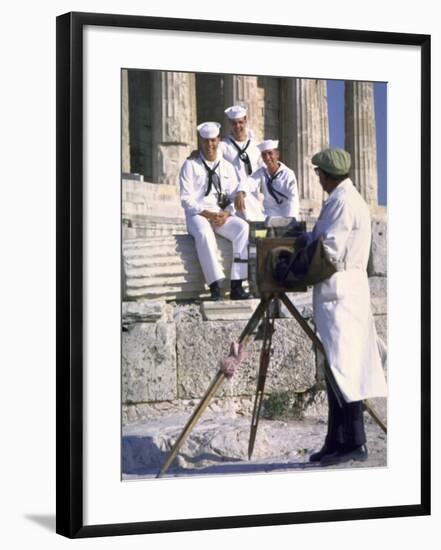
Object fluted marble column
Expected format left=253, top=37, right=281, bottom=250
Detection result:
left=223, top=75, right=262, bottom=141
left=121, top=69, right=131, bottom=174
left=345, top=81, right=378, bottom=205
left=152, top=72, right=197, bottom=185
left=281, top=78, right=329, bottom=204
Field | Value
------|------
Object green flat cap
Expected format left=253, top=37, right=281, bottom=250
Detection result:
left=311, top=148, right=351, bottom=176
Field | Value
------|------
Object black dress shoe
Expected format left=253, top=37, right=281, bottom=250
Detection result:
left=309, top=443, right=338, bottom=463
left=320, top=444, right=368, bottom=466
left=230, top=287, right=250, bottom=300
left=209, top=281, right=221, bottom=301
left=230, top=280, right=249, bottom=300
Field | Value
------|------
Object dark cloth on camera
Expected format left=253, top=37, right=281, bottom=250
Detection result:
left=270, top=237, right=337, bottom=288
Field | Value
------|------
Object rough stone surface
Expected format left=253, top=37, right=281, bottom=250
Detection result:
left=151, top=71, right=197, bottom=185
left=201, top=299, right=261, bottom=321
left=122, top=323, right=177, bottom=403
left=122, top=393, right=328, bottom=426
left=369, top=315, right=388, bottom=426
left=122, top=300, right=167, bottom=324
left=121, top=413, right=387, bottom=477
left=370, top=218, right=387, bottom=276
left=177, top=319, right=317, bottom=399
left=369, top=276, right=387, bottom=315
left=345, top=82, right=378, bottom=205
left=374, top=315, right=388, bottom=349
left=279, top=291, right=314, bottom=318
left=171, top=302, right=204, bottom=323
left=122, top=179, right=185, bottom=222
left=281, top=79, right=328, bottom=203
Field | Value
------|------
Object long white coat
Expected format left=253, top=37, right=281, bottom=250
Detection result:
left=309, top=178, right=387, bottom=402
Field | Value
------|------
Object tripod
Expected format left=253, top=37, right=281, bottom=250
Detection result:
left=157, top=292, right=387, bottom=477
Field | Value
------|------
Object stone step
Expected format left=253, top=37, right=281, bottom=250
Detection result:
left=122, top=235, right=235, bottom=301
left=126, top=287, right=210, bottom=300
left=125, top=257, right=190, bottom=270
left=126, top=273, right=207, bottom=288
left=123, top=244, right=198, bottom=257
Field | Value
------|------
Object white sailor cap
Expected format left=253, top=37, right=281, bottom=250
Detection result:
left=257, top=139, right=279, bottom=152
left=224, top=105, right=247, bottom=120
left=197, top=121, right=221, bottom=139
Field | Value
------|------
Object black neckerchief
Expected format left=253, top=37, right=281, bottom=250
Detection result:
left=229, top=138, right=252, bottom=175
left=265, top=167, right=288, bottom=204
left=200, top=155, right=221, bottom=198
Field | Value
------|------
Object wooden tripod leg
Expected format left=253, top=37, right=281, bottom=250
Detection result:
left=156, top=371, right=225, bottom=478
left=363, top=399, right=387, bottom=434
left=248, top=305, right=275, bottom=459
left=156, top=298, right=270, bottom=478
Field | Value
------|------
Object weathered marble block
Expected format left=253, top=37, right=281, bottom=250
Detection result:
left=200, top=299, right=260, bottom=321
left=122, top=323, right=177, bottom=403
left=177, top=319, right=316, bottom=399
left=122, top=300, right=167, bottom=324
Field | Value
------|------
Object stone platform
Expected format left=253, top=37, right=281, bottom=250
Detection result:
left=122, top=412, right=387, bottom=478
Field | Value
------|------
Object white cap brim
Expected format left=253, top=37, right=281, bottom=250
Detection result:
left=197, top=121, right=221, bottom=139
left=257, top=139, right=279, bottom=152
left=224, top=105, right=247, bottom=120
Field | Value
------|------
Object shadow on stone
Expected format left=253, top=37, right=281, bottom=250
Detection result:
left=122, top=435, right=169, bottom=475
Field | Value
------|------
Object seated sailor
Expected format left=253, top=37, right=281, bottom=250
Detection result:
left=234, top=139, right=300, bottom=221
left=179, top=121, right=250, bottom=301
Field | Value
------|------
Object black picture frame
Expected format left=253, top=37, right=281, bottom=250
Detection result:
left=56, top=11, right=431, bottom=539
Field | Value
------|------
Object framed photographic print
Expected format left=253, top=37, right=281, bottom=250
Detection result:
left=56, top=11, right=430, bottom=538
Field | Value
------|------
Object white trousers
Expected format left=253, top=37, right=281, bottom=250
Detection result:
left=236, top=194, right=265, bottom=222
left=186, top=214, right=249, bottom=285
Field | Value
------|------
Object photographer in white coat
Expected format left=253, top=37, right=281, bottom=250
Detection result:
left=234, top=139, right=300, bottom=220
left=302, top=148, right=387, bottom=466
left=179, top=121, right=249, bottom=301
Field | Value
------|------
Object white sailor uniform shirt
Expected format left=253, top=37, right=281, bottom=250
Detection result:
left=238, top=162, right=300, bottom=218
left=179, top=153, right=238, bottom=216
left=219, top=132, right=263, bottom=185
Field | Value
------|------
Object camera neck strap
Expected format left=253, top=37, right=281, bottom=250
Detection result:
left=200, top=156, right=222, bottom=197
left=229, top=138, right=252, bottom=175
left=265, top=169, right=288, bottom=205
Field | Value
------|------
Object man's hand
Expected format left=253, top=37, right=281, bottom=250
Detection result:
left=199, top=210, right=229, bottom=226
left=213, top=211, right=230, bottom=227
left=234, top=191, right=246, bottom=212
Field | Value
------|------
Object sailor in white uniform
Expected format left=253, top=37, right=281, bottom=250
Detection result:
left=235, top=139, right=300, bottom=220
left=219, top=105, right=265, bottom=221
left=179, top=121, right=250, bottom=300
left=219, top=105, right=263, bottom=183
left=303, top=148, right=388, bottom=466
